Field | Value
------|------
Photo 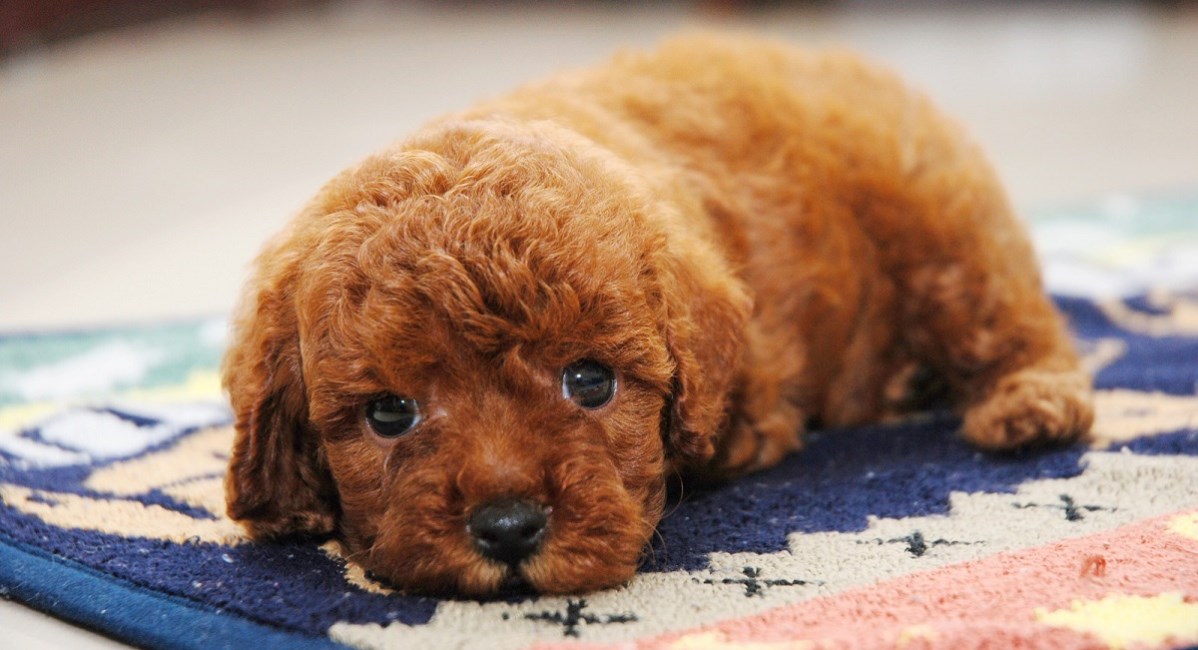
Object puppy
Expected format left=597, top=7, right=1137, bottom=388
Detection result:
left=223, top=33, right=1093, bottom=596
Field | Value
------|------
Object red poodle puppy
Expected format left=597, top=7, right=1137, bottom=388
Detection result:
left=223, top=33, right=1093, bottom=596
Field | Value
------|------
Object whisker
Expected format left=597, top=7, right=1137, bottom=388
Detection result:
left=340, top=543, right=373, bottom=565
left=639, top=529, right=666, bottom=571
left=661, top=465, right=687, bottom=521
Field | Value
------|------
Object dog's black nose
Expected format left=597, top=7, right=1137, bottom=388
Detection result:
left=468, top=499, right=548, bottom=567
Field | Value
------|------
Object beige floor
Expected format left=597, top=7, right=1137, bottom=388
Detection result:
left=2, top=1, right=1197, bottom=647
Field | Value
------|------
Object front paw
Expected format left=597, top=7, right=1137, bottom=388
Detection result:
left=961, top=368, right=1094, bottom=451
left=710, top=410, right=804, bottom=478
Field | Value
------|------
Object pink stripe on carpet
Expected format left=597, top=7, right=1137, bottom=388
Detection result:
left=547, top=510, right=1198, bottom=650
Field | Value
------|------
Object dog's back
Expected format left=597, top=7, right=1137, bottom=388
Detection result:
left=467, top=32, right=1090, bottom=464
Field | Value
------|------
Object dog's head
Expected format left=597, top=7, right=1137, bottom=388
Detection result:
left=222, top=120, right=750, bottom=595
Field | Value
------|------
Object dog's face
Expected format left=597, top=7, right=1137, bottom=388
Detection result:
left=223, top=121, right=749, bottom=595
left=298, top=185, right=679, bottom=596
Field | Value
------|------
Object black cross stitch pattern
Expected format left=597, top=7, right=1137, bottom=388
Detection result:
left=1012, top=494, right=1115, bottom=522
left=697, top=566, right=819, bottom=597
left=857, top=530, right=983, bottom=557
left=519, top=599, right=637, bottom=637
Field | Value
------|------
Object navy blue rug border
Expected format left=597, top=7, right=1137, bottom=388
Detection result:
left=0, top=534, right=346, bottom=650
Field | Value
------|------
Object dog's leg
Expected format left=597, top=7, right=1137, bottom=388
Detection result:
left=894, top=184, right=1094, bottom=452
left=707, top=323, right=806, bottom=477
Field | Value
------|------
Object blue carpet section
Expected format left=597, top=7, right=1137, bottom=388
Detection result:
left=1113, top=429, right=1198, bottom=456
left=0, top=537, right=345, bottom=650
left=1057, top=295, right=1198, bottom=395
left=0, top=508, right=440, bottom=633
left=650, top=415, right=1088, bottom=571
left=1, top=293, right=1197, bottom=647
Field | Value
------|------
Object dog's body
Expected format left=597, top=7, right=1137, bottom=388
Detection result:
left=223, top=34, right=1093, bottom=596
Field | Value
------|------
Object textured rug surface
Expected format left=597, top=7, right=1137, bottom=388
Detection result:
left=2, top=193, right=1198, bottom=649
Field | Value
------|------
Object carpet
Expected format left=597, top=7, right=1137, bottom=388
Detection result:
left=2, top=193, right=1198, bottom=649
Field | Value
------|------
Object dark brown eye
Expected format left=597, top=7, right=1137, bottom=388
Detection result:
left=562, top=360, right=616, bottom=409
left=366, top=394, right=421, bottom=437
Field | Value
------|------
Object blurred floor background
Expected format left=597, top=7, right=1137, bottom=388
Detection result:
left=1, top=0, right=1197, bottom=645
left=3, top=1, right=1198, bottom=335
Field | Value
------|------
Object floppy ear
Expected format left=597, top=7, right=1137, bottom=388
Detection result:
left=656, top=239, right=752, bottom=469
left=222, top=258, right=337, bottom=540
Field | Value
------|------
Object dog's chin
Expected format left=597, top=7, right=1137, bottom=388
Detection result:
left=485, top=558, right=639, bottom=598
left=360, top=533, right=644, bottom=597
left=494, top=571, right=534, bottom=596
left=361, top=553, right=642, bottom=598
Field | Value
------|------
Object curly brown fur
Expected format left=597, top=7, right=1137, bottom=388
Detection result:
left=223, top=32, right=1093, bottom=596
